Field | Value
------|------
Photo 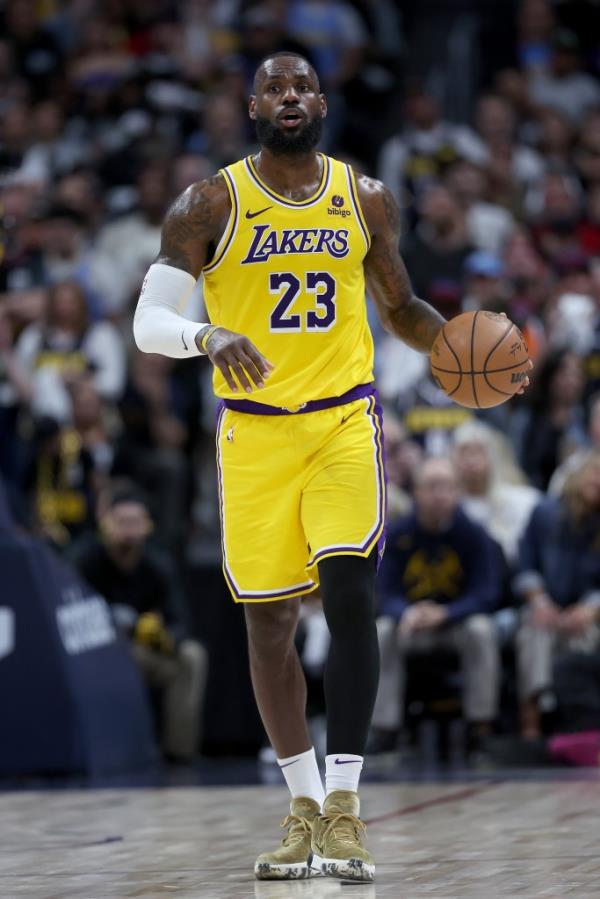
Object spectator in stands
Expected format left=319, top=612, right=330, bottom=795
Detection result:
left=15, top=280, right=125, bottom=422
left=402, top=183, right=474, bottom=319
left=70, top=484, right=207, bottom=762
left=513, top=348, right=586, bottom=490
left=528, top=29, right=600, bottom=125
left=574, top=111, right=600, bottom=190
left=113, top=351, right=192, bottom=551
left=23, top=415, right=98, bottom=547
left=474, top=93, right=545, bottom=195
left=549, top=392, right=600, bottom=494
left=378, top=86, right=485, bottom=216
left=91, top=162, right=171, bottom=316
left=461, top=250, right=511, bottom=316
left=445, top=160, right=515, bottom=254
left=515, top=450, right=600, bottom=739
left=381, top=409, right=422, bottom=523
left=369, top=457, right=501, bottom=754
left=0, top=305, right=31, bottom=482
left=452, top=420, right=540, bottom=566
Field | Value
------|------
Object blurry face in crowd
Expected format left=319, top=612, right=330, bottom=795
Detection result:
left=204, top=93, right=244, bottom=145
left=414, top=458, right=459, bottom=529
left=518, top=0, right=555, bottom=40
left=576, top=119, right=600, bottom=184
left=6, top=0, right=38, bottom=39
left=550, top=352, right=584, bottom=405
left=446, top=162, right=487, bottom=205
left=454, top=440, right=492, bottom=494
left=589, top=397, right=600, bottom=446
left=404, top=91, right=439, bottom=130
left=250, top=56, right=326, bottom=156
left=383, top=416, right=423, bottom=488
left=476, top=96, right=515, bottom=144
left=137, top=167, right=169, bottom=219
left=48, top=282, right=87, bottom=332
left=541, top=173, right=581, bottom=223
left=539, top=110, right=572, bottom=154
left=2, top=103, right=30, bottom=148
left=102, top=501, right=152, bottom=552
left=32, top=101, right=63, bottom=143
left=577, top=456, right=600, bottom=511
left=44, top=215, right=85, bottom=259
left=420, top=185, right=461, bottom=230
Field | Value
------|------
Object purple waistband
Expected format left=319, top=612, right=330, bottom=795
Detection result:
left=222, top=382, right=375, bottom=415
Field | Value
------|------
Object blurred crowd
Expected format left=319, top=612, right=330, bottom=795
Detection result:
left=1, top=0, right=600, bottom=763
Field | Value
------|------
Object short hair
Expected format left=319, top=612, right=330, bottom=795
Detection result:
left=253, top=51, right=319, bottom=92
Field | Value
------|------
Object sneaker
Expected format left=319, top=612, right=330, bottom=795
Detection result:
left=309, top=790, right=375, bottom=882
left=254, top=796, right=320, bottom=880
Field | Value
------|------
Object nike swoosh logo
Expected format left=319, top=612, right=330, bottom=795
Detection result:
left=245, top=206, right=273, bottom=219
left=181, top=330, right=188, bottom=350
left=334, top=758, right=361, bottom=765
left=279, top=758, right=301, bottom=768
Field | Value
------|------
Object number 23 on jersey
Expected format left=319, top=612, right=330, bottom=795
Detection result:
left=269, top=271, right=336, bottom=332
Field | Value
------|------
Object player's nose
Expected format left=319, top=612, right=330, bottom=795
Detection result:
left=281, top=84, right=301, bottom=103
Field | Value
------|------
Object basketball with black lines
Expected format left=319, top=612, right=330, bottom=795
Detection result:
left=430, top=311, right=530, bottom=409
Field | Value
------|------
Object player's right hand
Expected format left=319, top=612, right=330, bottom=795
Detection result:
left=203, top=326, right=274, bottom=393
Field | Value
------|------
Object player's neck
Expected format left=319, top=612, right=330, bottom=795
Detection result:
left=253, top=148, right=323, bottom=201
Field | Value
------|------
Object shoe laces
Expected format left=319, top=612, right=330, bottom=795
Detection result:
left=279, top=814, right=312, bottom=847
left=321, top=811, right=366, bottom=845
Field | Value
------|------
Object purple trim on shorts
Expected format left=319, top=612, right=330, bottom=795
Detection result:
left=308, top=390, right=387, bottom=570
left=223, top=382, right=375, bottom=416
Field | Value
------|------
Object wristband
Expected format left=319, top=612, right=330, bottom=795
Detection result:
left=199, top=325, right=219, bottom=353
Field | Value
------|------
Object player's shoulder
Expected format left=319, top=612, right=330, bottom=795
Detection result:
left=346, top=167, right=398, bottom=234
left=166, top=171, right=232, bottom=234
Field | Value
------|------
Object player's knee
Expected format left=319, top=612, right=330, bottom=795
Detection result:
left=319, top=557, right=376, bottom=639
left=244, top=598, right=300, bottom=656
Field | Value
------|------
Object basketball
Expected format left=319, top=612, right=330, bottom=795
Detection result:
left=430, top=310, right=530, bottom=409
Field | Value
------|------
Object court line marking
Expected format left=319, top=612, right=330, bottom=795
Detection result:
left=364, top=781, right=501, bottom=826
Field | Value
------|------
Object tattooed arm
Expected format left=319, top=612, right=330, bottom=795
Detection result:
left=134, top=174, right=273, bottom=391
left=356, top=174, right=445, bottom=353
left=155, top=173, right=231, bottom=276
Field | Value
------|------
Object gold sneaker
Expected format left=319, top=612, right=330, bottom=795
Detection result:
left=254, top=796, right=321, bottom=880
left=309, top=790, right=375, bottom=882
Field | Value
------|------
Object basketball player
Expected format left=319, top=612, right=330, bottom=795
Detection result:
left=134, top=52, right=446, bottom=883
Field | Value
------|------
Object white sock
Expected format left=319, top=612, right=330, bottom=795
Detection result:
left=325, top=753, right=364, bottom=796
left=277, top=747, right=325, bottom=807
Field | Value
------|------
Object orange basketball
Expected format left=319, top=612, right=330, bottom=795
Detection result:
left=430, top=310, right=530, bottom=409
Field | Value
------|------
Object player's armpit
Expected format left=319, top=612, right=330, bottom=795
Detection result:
left=154, top=173, right=231, bottom=278
left=356, top=175, right=445, bottom=353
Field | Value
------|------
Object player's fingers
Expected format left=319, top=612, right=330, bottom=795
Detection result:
left=244, top=340, right=274, bottom=376
left=242, top=355, right=269, bottom=387
left=215, top=359, right=239, bottom=392
left=229, top=358, right=254, bottom=393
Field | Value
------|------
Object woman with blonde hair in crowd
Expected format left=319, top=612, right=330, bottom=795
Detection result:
left=452, top=420, right=540, bottom=565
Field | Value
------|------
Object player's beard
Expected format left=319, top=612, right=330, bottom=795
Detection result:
left=255, top=113, right=323, bottom=155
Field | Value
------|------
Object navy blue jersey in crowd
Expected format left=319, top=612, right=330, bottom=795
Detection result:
left=377, top=507, right=500, bottom=622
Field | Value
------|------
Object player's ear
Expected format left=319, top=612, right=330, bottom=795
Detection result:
left=249, top=96, right=257, bottom=120
left=319, top=93, right=327, bottom=120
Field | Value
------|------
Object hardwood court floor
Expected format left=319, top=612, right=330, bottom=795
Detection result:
left=3, top=777, right=600, bottom=898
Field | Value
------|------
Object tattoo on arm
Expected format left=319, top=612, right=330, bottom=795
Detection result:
left=155, top=174, right=224, bottom=276
left=364, top=182, right=445, bottom=352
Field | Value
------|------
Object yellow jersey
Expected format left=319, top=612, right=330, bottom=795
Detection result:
left=202, top=154, right=374, bottom=407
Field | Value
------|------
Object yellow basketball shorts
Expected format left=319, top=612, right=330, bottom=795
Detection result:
left=215, top=388, right=386, bottom=602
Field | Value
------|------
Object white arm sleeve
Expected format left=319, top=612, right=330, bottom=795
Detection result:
left=133, top=262, right=208, bottom=358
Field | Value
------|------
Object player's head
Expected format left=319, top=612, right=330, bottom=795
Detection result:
left=249, top=51, right=326, bottom=155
